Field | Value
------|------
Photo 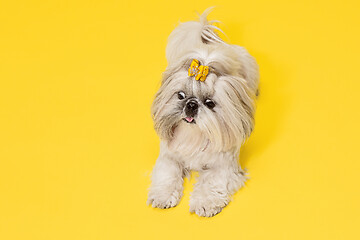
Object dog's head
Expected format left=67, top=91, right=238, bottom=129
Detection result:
left=152, top=46, right=257, bottom=152
left=151, top=13, right=258, bottom=152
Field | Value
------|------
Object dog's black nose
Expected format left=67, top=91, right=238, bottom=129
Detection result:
left=187, top=101, right=198, bottom=110
left=185, top=100, right=198, bottom=116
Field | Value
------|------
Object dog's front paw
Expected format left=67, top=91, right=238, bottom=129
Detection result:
left=147, top=188, right=182, bottom=209
left=190, top=203, right=223, bottom=217
left=189, top=196, right=229, bottom=217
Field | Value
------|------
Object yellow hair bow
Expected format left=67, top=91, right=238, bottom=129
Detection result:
left=188, top=59, right=209, bottom=82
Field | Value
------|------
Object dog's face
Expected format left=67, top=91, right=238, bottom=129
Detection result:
left=152, top=48, right=256, bottom=152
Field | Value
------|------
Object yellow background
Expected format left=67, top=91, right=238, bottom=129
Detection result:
left=1, top=0, right=359, bottom=239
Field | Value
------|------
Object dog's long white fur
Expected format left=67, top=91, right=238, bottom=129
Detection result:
left=148, top=9, right=259, bottom=217
left=166, top=8, right=225, bottom=65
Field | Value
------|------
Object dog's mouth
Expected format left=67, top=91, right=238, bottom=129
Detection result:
left=183, top=117, right=196, bottom=124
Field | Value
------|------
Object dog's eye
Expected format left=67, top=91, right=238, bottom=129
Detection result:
left=178, top=91, right=186, bottom=100
left=204, top=99, right=215, bottom=109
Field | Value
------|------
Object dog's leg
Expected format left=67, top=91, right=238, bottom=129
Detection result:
left=147, top=153, right=184, bottom=209
left=190, top=159, right=247, bottom=217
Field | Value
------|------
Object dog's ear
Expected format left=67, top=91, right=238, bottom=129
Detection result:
left=220, top=75, right=256, bottom=140
left=150, top=80, right=174, bottom=141
left=231, top=45, right=259, bottom=96
left=151, top=65, right=184, bottom=141
left=151, top=71, right=172, bottom=124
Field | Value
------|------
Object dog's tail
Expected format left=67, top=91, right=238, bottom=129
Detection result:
left=166, top=7, right=225, bottom=64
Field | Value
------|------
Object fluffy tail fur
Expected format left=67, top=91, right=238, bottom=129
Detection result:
left=166, top=8, right=225, bottom=64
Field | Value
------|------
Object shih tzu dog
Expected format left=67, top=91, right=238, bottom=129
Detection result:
left=148, top=9, right=259, bottom=217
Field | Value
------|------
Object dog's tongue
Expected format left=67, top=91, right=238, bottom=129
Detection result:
left=185, top=117, right=194, bottom=123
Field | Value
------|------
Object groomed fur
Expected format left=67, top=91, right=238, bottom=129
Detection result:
left=148, top=9, right=259, bottom=217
